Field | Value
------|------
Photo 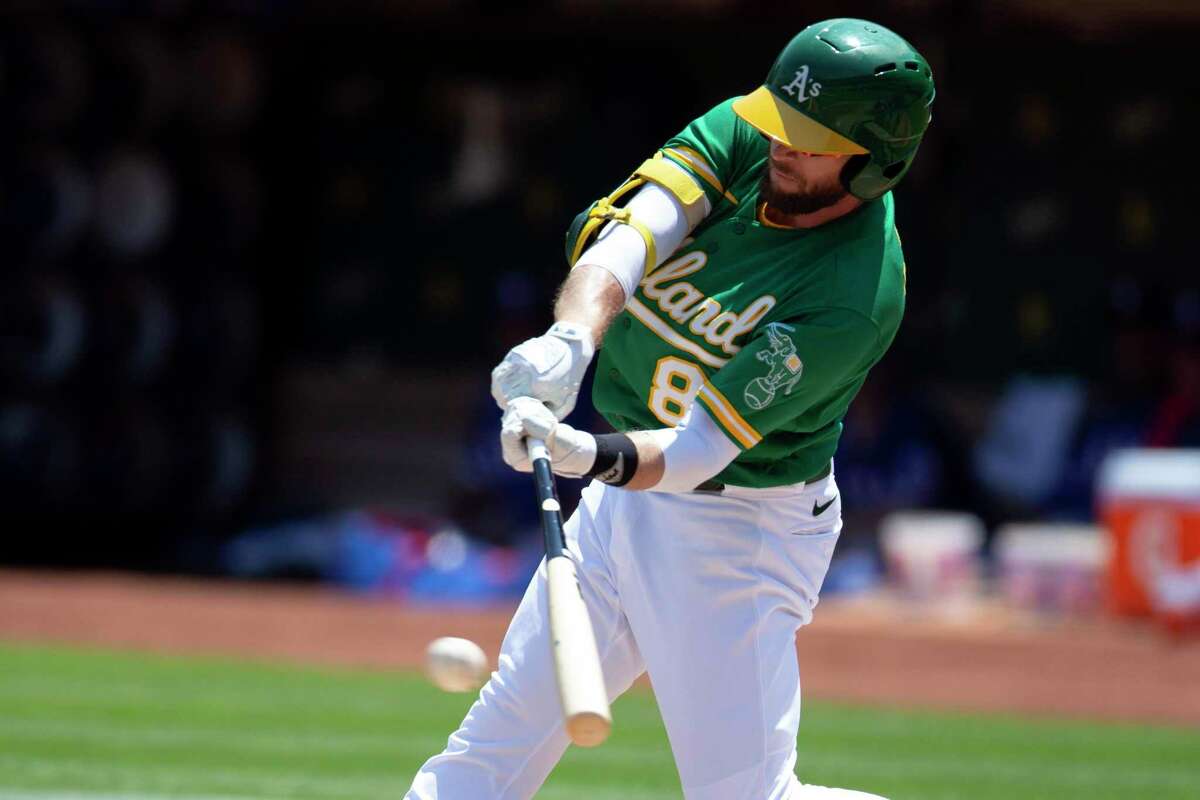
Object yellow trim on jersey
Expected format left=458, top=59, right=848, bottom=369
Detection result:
left=626, top=297, right=729, bottom=368
left=665, top=146, right=721, bottom=188
left=697, top=383, right=761, bottom=449
left=662, top=147, right=740, bottom=206
left=756, top=202, right=792, bottom=229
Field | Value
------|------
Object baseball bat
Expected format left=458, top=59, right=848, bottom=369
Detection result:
left=526, top=437, right=612, bottom=747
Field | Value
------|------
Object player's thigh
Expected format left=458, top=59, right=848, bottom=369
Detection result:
left=609, top=490, right=839, bottom=799
left=636, top=585, right=812, bottom=800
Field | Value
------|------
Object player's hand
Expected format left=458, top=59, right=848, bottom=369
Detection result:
left=501, top=397, right=597, bottom=478
left=491, top=322, right=595, bottom=420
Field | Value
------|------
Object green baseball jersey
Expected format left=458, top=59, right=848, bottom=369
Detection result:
left=591, top=97, right=907, bottom=488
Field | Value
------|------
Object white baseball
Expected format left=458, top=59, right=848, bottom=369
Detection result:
left=425, top=637, right=489, bottom=693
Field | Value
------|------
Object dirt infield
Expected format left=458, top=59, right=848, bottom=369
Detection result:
left=2, top=569, right=1198, bottom=725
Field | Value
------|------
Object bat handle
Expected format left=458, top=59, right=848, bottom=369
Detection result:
left=526, top=437, right=550, bottom=463
left=526, top=436, right=566, bottom=560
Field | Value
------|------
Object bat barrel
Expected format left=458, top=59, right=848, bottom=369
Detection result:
left=545, top=554, right=613, bottom=747
left=525, top=435, right=613, bottom=747
left=565, top=711, right=612, bottom=748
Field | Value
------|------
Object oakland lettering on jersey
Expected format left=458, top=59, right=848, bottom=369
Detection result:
left=641, top=250, right=775, bottom=356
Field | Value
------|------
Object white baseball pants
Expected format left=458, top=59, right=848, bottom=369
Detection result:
left=405, top=472, right=883, bottom=800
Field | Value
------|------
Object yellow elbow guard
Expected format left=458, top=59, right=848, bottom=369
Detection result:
left=633, top=153, right=706, bottom=215
left=564, top=153, right=706, bottom=272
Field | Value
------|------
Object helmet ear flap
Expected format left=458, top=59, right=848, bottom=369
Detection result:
left=839, top=154, right=870, bottom=195
left=841, top=154, right=913, bottom=200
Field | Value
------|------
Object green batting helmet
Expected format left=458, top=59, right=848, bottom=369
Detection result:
left=733, top=18, right=935, bottom=200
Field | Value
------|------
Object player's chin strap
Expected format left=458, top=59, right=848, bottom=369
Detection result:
left=565, top=152, right=706, bottom=275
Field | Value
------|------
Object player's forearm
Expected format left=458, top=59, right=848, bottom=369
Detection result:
left=623, top=431, right=667, bottom=490
left=596, top=407, right=740, bottom=492
left=554, top=264, right=626, bottom=349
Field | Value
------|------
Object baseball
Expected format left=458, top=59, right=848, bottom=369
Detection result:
left=425, top=637, right=489, bottom=693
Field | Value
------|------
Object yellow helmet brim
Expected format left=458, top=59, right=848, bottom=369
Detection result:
left=732, top=87, right=868, bottom=155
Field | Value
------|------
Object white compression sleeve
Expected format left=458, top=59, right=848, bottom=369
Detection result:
left=642, top=405, right=742, bottom=493
left=574, top=163, right=711, bottom=304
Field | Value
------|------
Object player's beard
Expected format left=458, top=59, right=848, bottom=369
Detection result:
left=757, top=165, right=848, bottom=215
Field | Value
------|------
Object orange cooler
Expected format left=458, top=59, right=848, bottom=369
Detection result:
left=1097, top=449, right=1200, bottom=617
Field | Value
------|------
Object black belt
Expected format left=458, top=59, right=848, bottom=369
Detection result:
left=694, top=461, right=831, bottom=494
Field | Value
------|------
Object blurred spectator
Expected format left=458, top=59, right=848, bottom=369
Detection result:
left=836, top=368, right=946, bottom=527
left=973, top=374, right=1088, bottom=514
left=222, top=508, right=541, bottom=602
left=1146, top=338, right=1200, bottom=448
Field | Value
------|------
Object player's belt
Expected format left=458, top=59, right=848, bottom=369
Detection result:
left=693, top=461, right=831, bottom=495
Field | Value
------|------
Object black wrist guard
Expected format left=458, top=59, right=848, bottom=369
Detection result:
left=585, top=433, right=639, bottom=486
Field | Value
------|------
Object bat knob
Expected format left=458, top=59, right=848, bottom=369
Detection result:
left=526, top=436, right=550, bottom=462
left=566, top=711, right=612, bottom=747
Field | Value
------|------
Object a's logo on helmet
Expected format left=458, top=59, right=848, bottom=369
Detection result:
left=780, top=65, right=821, bottom=103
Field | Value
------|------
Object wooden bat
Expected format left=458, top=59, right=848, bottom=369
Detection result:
left=526, top=437, right=612, bottom=747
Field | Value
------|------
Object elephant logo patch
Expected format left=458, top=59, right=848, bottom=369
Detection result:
left=744, top=322, right=803, bottom=410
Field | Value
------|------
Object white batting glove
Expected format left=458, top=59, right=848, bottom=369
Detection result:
left=501, top=397, right=597, bottom=478
left=491, top=322, right=595, bottom=420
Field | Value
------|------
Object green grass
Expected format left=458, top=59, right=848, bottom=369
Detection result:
left=0, top=643, right=1197, bottom=800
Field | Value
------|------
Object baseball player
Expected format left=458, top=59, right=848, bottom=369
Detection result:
left=406, top=18, right=934, bottom=800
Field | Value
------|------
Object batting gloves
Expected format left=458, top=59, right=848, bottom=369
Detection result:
left=490, top=322, right=595, bottom=420
left=501, top=397, right=597, bottom=478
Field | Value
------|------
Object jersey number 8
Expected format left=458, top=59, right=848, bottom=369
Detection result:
left=648, top=356, right=705, bottom=427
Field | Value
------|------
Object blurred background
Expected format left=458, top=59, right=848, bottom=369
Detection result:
left=2, top=0, right=1199, bottom=626
left=2, top=4, right=1200, bottom=799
